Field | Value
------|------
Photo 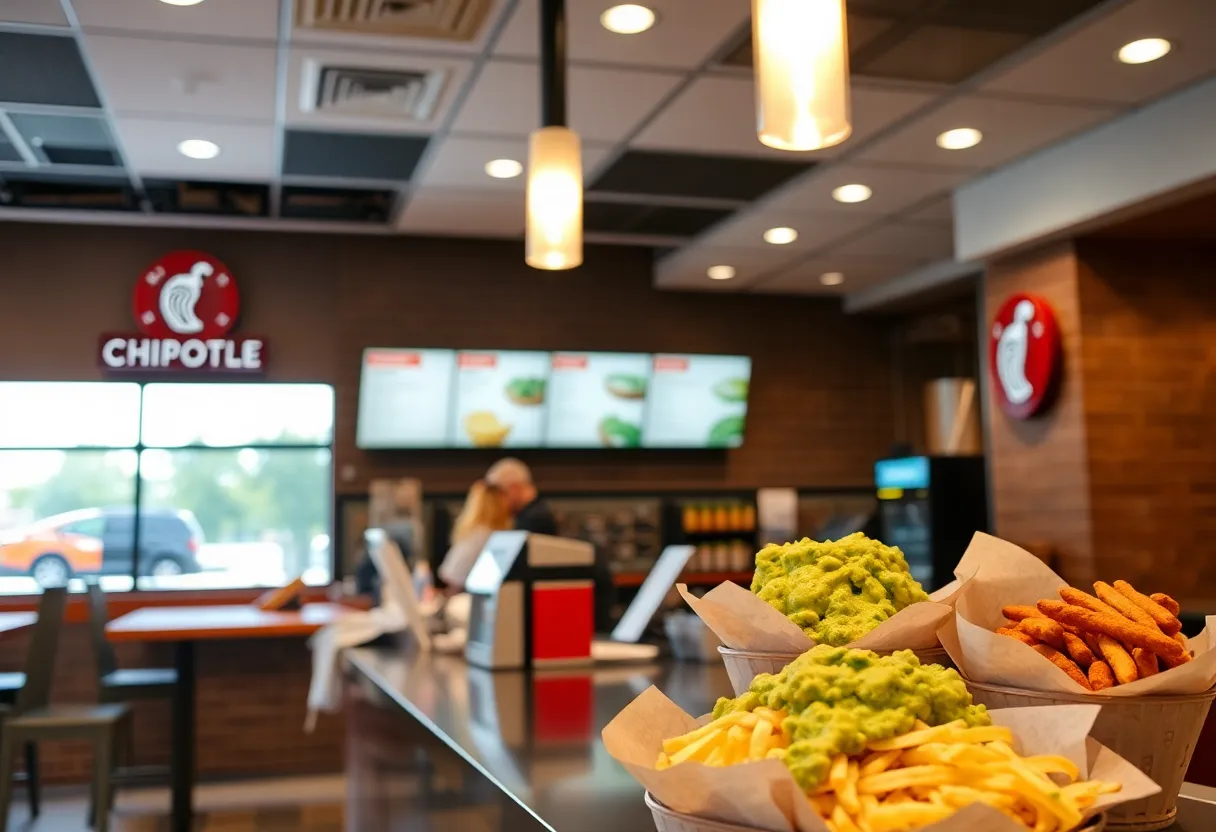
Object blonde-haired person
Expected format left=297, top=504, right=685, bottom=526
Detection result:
left=438, top=479, right=513, bottom=591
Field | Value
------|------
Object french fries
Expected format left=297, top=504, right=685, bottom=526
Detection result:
left=655, top=707, right=789, bottom=771
left=809, top=723, right=1119, bottom=832
left=992, top=578, right=1194, bottom=689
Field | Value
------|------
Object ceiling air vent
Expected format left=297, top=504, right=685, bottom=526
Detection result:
left=303, top=63, right=447, bottom=121
left=296, top=0, right=490, bottom=42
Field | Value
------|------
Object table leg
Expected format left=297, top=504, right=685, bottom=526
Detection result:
left=171, top=641, right=195, bottom=832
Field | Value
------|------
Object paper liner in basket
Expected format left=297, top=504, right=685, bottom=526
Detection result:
left=677, top=578, right=958, bottom=655
left=938, top=533, right=1216, bottom=696
left=603, top=686, right=1159, bottom=832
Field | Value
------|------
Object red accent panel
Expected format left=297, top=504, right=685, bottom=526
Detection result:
left=531, top=582, right=593, bottom=662
left=533, top=676, right=593, bottom=743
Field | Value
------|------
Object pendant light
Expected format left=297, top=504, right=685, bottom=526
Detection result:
left=752, top=0, right=851, bottom=152
left=526, top=0, right=583, bottom=270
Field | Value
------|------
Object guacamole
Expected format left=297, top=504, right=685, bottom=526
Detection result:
left=751, top=533, right=929, bottom=646
left=713, top=646, right=989, bottom=789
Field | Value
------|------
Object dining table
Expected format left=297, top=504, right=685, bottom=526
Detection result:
left=105, top=602, right=349, bottom=832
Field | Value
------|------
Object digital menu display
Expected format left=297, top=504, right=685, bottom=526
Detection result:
left=355, top=347, right=751, bottom=449
left=643, top=354, right=752, bottom=448
left=545, top=352, right=650, bottom=448
left=356, top=349, right=455, bottom=448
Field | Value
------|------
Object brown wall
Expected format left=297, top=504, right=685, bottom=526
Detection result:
left=0, top=221, right=896, bottom=494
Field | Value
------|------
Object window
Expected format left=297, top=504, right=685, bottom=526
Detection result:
left=0, top=383, right=334, bottom=594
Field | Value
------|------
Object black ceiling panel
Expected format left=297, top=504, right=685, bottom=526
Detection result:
left=585, top=200, right=732, bottom=238
left=8, top=113, right=120, bottom=167
left=590, top=150, right=813, bottom=202
left=282, top=130, right=429, bottom=180
left=0, top=135, right=21, bottom=164
left=145, top=180, right=270, bottom=217
left=0, top=173, right=137, bottom=212
left=0, top=33, right=101, bottom=107
left=280, top=186, right=395, bottom=222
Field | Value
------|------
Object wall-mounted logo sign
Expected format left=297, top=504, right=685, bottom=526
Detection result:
left=989, top=293, right=1061, bottom=419
left=99, top=251, right=267, bottom=373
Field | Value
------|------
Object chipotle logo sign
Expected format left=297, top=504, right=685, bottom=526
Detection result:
left=100, top=251, right=266, bottom=373
left=989, top=293, right=1061, bottom=420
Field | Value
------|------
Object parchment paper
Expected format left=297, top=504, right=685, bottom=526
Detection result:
left=678, top=578, right=957, bottom=655
left=603, top=687, right=1160, bottom=832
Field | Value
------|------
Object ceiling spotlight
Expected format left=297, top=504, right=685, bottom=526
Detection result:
left=819, top=271, right=844, bottom=286
left=832, top=184, right=872, bottom=204
left=936, top=128, right=983, bottom=150
left=707, top=265, right=737, bottom=280
left=1117, top=37, right=1172, bottom=65
left=159, top=0, right=206, bottom=5
left=763, top=226, right=798, bottom=245
left=600, top=4, right=656, bottom=34
left=176, top=138, right=220, bottom=159
left=485, top=158, right=523, bottom=179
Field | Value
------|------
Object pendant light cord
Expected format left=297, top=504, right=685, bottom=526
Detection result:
left=539, top=0, right=568, bottom=127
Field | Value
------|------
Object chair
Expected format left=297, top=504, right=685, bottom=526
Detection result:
left=87, top=584, right=178, bottom=704
left=0, top=588, right=131, bottom=832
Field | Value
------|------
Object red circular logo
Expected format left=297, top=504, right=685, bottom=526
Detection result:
left=132, top=251, right=240, bottom=339
left=989, top=293, right=1062, bottom=420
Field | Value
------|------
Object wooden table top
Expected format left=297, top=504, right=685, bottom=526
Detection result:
left=0, top=611, right=37, bottom=637
left=106, top=602, right=350, bottom=643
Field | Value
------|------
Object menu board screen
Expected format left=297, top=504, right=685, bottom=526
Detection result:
left=450, top=351, right=550, bottom=448
left=356, top=348, right=456, bottom=448
left=643, top=354, right=752, bottom=448
left=546, top=352, right=650, bottom=448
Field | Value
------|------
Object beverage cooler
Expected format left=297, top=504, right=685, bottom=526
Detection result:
left=874, top=456, right=988, bottom=592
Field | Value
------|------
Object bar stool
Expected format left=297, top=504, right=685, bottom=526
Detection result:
left=0, top=587, right=131, bottom=832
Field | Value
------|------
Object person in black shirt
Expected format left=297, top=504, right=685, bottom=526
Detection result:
left=485, top=458, right=557, bottom=534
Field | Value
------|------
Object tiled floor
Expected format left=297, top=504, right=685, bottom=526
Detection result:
left=5, top=775, right=344, bottom=831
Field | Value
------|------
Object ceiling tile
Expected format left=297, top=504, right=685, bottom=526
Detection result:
left=696, top=210, right=872, bottom=253
left=73, top=0, right=280, bottom=41
left=82, top=35, right=277, bottom=121
left=826, top=221, right=955, bottom=260
left=854, top=94, right=1118, bottom=170
left=399, top=187, right=525, bottom=237
left=0, top=33, right=100, bottom=107
left=418, top=135, right=612, bottom=189
left=761, top=163, right=971, bottom=220
left=753, top=253, right=929, bottom=295
left=450, top=60, right=682, bottom=142
left=633, top=77, right=937, bottom=159
left=585, top=201, right=731, bottom=237
left=289, top=0, right=509, bottom=56
left=0, top=0, right=69, bottom=26
left=495, top=0, right=748, bottom=70
left=898, top=195, right=954, bottom=225
left=112, top=118, right=276, bottom=180
left=590, top=150, right=811, bottom=201
left=981, top=0, right=1216, bottom=106
left=653, top=245, right=799, bottom=292
left=8, top=113, right=119, bottom=167
left=284, top=47, right=471, bottom=133
left=283, top=130, right=429, bottom=180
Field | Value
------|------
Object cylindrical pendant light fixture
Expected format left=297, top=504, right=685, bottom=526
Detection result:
left=526, top=0, right=583, bottom=270
left=752, top=0, right=851, bottom=152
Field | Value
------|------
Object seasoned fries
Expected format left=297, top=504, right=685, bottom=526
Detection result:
left=992, top=578, right=1195, bottom=689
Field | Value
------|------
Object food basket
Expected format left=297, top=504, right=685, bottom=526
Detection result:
left=966, top=680, right=1216, bottom=831
left=645, top=791, right=1108, bottom=832
left=719, top=645, right=954, bottom=696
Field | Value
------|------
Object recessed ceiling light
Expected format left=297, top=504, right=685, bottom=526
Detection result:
left=820, top=272, right=845, bottom=286
left=936, top=128, right=983, bottom=150
left=600, top=4, right=656, bottom=34
left=484, top=158, right=523, bottom=179
left=1117, top=37, right=1172, bottom=65
left=763, top=226, right=798, bottom=245
left=832, top=184, right=872, bottom=204
left=707, top=265, right=736, bottom=280
left=176, top=138, right=220, bottom=160
left=159, top=0, right=206, bottom=5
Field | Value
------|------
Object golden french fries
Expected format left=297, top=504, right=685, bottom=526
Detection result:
left=655, top=707, right=789, bottom=771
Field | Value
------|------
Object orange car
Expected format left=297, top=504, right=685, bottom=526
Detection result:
left=0, top=507, right=203, bottom=586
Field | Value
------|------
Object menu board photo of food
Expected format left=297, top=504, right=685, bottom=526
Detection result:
left=643, top=354, right=751, bottom=448
left=546, top=352, right=650, bottom=448
left=449, top=350, right=550, bottom=448
left=355, top=348, right=456, bottom=448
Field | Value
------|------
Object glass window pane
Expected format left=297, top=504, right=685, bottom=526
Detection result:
left=140, top=384, right=335, bottom=447
left=0, top=383, right=141, bottom=448
left=137, top=448, right=333, bottom=590
left=0, top=450, right=137, bottom=594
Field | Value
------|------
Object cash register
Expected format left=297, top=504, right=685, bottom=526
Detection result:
left=464, top=531, right=596, bottom=670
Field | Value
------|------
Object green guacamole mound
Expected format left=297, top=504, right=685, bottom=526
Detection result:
left=713, top=646, right=989, bottom=789
left=751, top=533, right=930, bottom=646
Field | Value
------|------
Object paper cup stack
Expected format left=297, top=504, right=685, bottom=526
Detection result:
left=680, top=579, right=962, bottom=696
left=940, top=534, right=1216, bottom=831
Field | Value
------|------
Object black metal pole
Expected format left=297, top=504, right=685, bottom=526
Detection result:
left=539, top=0, right=567, bottom=127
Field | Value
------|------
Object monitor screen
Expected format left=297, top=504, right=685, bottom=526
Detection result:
left=545, top=352, right=650, bottom=448
left=450, top=351, right=550, bottom=449
left=356, top=348, right=456, bottom=449
left=643, top=354, right=751, bottom=448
